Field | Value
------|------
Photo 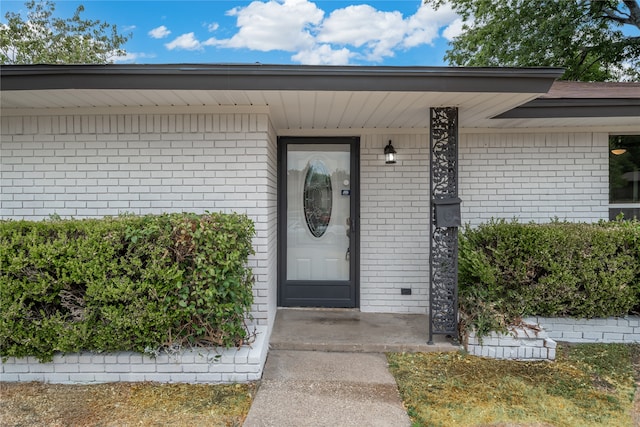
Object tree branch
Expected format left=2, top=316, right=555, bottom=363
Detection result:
left=623, top=0, right=640, bottom=28
left=601, top=0, right=640, bottom=29
left=601, top=4, right=631, bottom=23
left=578, top=36, right=640, bottom=54
left=621, top=35, right=640, bottom=45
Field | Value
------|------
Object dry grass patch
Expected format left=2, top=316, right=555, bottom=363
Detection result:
left=388, top=344, right=638, bottom=427
left=0, top=382, right=256, bottom=427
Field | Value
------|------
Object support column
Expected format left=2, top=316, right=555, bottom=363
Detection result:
left=429, top=107, right=460, bottom=344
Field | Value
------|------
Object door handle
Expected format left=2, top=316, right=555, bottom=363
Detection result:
left=346, top=217, right=356, bottom=237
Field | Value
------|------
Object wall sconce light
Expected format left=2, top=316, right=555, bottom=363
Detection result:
left=384, top=140, right=397, bottom=164
left=611, top=135, right=627, bottom=155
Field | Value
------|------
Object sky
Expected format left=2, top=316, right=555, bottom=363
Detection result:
left=0, top=0, right=464, bottom=65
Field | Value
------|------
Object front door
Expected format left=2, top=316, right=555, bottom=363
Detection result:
left=278, top=137, right=359, bottom=307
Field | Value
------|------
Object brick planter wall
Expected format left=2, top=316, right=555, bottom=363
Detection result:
left=466, top=326, right=557, bottom=361
left=465, top=316, right=640, bottom=361
left=0, top=326, right=268, bottom=384
left=524, top=316, right=640, bottom=344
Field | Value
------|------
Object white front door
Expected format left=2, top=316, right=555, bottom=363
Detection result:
left=279, top=138, right=359, bottom=307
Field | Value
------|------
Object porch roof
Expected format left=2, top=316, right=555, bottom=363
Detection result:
left=494, top=81, right=640, bottom=124
left=1, top=64, right=637, bottom=130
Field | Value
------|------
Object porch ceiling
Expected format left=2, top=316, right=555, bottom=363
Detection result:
left=0, top=88, right=542, bottom=129
left=1, top=64, right=570, bottom=131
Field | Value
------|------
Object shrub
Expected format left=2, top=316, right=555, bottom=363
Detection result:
left=459, top=219, right=640, bottom=337
left=0, top=213, right=255, bottom=362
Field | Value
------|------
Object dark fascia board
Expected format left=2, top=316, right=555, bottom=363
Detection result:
left=495, top=98, right=640, bottom=118
left=0, top=63, right=564, bottom=94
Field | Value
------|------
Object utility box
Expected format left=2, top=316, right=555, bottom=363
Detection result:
left=433, top=197, right=462, bottom=227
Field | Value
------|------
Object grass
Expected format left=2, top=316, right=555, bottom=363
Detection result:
left=388, top=343, right=639, bottom=427
left=0, top=382, right=256, bottom=426
left=1, top=344, right=637, bottom=426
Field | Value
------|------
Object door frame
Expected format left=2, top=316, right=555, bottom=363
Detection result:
left=277, top=136, right=360, bottom=308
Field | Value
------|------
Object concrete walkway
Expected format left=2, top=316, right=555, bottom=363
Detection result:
left=243, top=350, right=411, bottom=427
left=243, top=309, right=460, bottom=426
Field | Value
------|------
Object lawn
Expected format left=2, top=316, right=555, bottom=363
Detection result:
left=0, top=382, right=255, bottom=427
left=388, top=343, right=639, bottom=427
left=1, top=344, right=637, bottom=426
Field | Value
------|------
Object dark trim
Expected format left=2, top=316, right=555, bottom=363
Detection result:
left=609, top=206, right=640, bottom=221
left=495, top=98, right=640, bottom=118
left=277, top=138, right=287, bottom=308
left=0, top=64, right=563, bottom=93
left=277, top=136, right=360, bottom=308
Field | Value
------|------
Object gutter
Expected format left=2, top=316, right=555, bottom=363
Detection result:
left=0, top=64, right=564, bottom=94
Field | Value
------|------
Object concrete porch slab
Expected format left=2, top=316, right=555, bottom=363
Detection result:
left=269, top=309, right=460, bottom=353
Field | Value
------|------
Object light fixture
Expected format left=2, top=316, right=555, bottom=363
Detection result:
left=611, top=135, right=627, bottom=155
left=384, top=140, right=397, bottom=164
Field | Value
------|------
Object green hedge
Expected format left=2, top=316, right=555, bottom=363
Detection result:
left=0, top=213, right=255, bottom=362
left=459, top=219, right=640, bottom=337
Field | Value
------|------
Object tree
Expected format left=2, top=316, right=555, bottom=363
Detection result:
left=427, top=0, right=640, bottom=81
left=0, top=0, right=130, bottom=64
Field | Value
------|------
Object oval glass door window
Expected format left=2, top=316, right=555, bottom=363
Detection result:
left=303, top=160, right=332, bottom=238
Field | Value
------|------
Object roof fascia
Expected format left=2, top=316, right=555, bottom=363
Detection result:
left=0, top=64, right=563, bottom=94
left=495, top=98, right=640, bottom=118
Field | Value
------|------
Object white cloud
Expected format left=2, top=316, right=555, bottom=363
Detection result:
left=160, top=1, right=463, bottom=64
left=205, top=0, right=324, bottom=52
left=404, top=3, right=459, bottom=47
left=317, top=5, right=405, bottom=61
left=148, top=25, right=171, bottom=39
left=292, top=44, right=353, bottom=65
left=165, top=32, right=202, bottom=51
left=442, top=18, right=465, bottom=41
left=318, top=5, right=403, bottom=47
left=316, top=3, right=459, bottom=62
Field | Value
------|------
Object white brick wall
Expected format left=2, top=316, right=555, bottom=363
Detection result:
left=1, top=114, right=272, bottom=219
left=466, top=327, right=557, bottom=361
left=459, top=132, right=609, bottom=226
left=0, top=326, right=269, bottom=384
left=0, top=113, right=277, bottom=326
left=359, top=134, right=430, bottom=313
left=525, top=316, right=640, bottom=344
left=357, top=130, right=610, bottom=313
left=465, top=317, right=639, bottom=362
left=263, top=120, right=278, bottom=330
left=1, top=115, right=614, bottom=321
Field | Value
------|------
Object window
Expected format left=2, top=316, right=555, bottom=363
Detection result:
left=609, top=135, right=640, bottom=220
left=303, top=159, right=333, bottom=238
